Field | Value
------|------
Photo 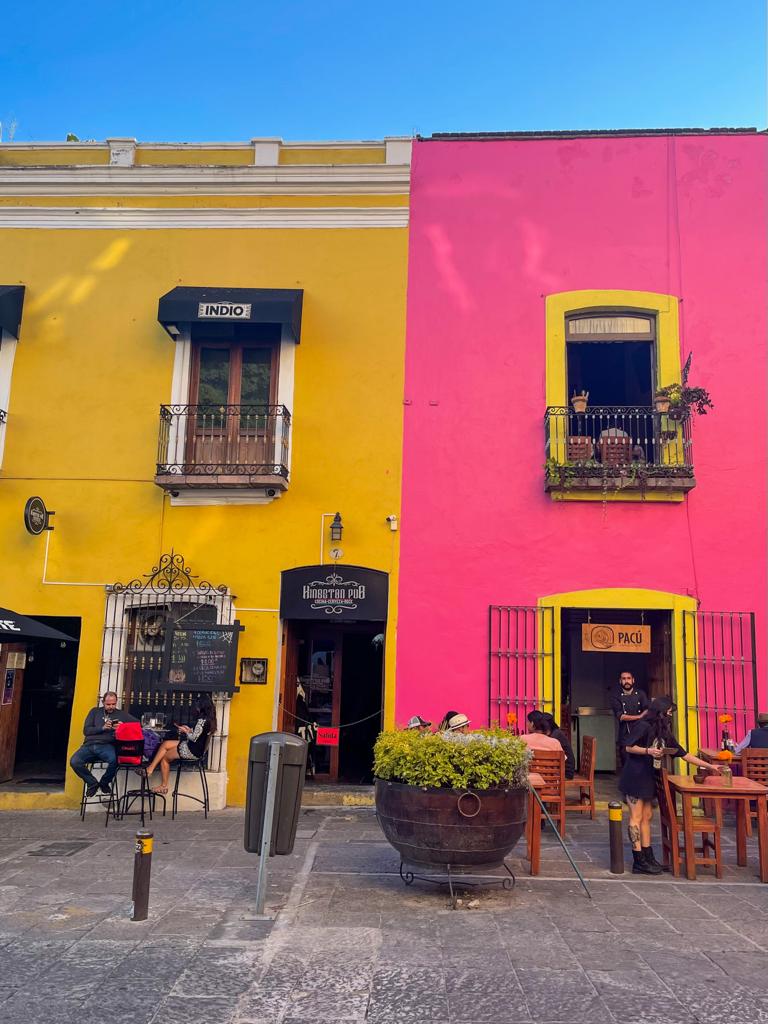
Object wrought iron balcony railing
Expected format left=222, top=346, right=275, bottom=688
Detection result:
left=0, top=410, right=6, bottom=424
left=544, top=406, right=695, bottom=492
left=156, top=404, right=291, bottom=489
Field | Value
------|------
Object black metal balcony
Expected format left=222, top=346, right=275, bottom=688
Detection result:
left=155, top=404, right=291, bottom=491
left=0, top=410, right=6, bottom=424
left=544, top=406, right=695, bottom=494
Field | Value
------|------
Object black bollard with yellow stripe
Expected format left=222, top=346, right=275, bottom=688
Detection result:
left=608, top=802, right=624, bottom=874
left=132, top=830, right=154, bottom=921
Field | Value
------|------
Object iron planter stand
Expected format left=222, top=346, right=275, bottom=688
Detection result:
left=398, top=859, right=515, bottom=909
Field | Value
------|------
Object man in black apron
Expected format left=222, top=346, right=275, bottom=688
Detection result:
left=610, top=671, right=649, bottom=769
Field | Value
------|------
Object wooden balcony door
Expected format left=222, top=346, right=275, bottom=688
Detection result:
left=189, top=342, right=277, bottom=471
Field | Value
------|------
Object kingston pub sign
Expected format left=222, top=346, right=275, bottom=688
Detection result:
left=280, top=565, right=388, bottom=621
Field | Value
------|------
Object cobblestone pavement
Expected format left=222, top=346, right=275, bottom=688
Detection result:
left=1, top=807, right=768, bottom=1023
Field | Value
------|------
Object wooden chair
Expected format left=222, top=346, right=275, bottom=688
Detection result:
left=528, top=749, right=566, bottom=837
left=565, top=735, right=596, bottom=819
left=655, top=768, right=722, bottom=878
left=742, top=750, right=768, bottom=836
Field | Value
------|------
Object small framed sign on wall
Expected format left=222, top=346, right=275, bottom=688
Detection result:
left=240, top=658, right=268, bottom=685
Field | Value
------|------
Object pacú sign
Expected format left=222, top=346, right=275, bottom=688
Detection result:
left=197, top=302, right=252, bottom=320
left=581, top=623, right=651, bottom=654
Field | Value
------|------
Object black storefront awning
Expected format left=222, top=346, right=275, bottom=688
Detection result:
left=158, top=287, right=303, bottom=343
left=0, top=286, right=25, bottom=340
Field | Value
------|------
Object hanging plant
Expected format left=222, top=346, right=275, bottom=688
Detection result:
left=656, top=353, right=714, bottom=423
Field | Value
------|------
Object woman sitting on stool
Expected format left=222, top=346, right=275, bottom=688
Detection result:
left=143, top=698, right=217, bottom=795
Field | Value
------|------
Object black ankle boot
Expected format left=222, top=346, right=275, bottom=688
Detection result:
left=642, top=846, right=665, bottom=872
left=632, top=849, right=662, bottom=875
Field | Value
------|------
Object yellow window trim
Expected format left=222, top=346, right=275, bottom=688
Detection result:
left=546, top=289, right=682, bottom=407
left=545, top=290, right=685, bottom=502
left=538, top=587, right=699, bottom=757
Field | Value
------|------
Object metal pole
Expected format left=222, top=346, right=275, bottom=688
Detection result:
left=528, top=783, right=591, bottom=899
left=608, top=801, right=624, bottom=874
left=254, top=740, right=281, bottom=916
left=131, top=830, right=153, bottom=921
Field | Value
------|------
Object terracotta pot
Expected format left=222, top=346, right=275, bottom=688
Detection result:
left=654, top=394, right=671, bottom=413
left=571, top=396, right=588, bottom=414
left=375, top=778, right=528, bottom=868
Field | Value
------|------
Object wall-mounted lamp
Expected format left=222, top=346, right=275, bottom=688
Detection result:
left=330, top=512, right=344, bottom=542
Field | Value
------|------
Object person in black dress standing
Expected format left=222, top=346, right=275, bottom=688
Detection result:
left=620, top=697, right=718, bottom=874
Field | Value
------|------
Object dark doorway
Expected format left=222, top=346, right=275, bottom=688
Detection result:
left=560, top=608, right=671, bottom=774
left=567, top=341, right=653, bottom=407
left=283, top=621, right=384, bottom=783
left=11, top=617, right=81, bottom=787
left=339, top=629, right=384, bottom=783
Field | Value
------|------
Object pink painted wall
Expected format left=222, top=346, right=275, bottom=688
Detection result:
left=396, top=134, right=767, bottom=728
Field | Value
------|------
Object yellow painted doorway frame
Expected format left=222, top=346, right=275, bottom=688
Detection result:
left=538, top=587, right=699, bottom=755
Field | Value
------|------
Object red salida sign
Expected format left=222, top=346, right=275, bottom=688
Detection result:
left=316, top=727, right=340, bottom=747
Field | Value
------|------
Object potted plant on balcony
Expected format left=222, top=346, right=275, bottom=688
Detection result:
left=655, top=353, right=714, bottom=422
left=571, top=390, right=589, bottom=414
left=374, top=728, right=530, bottom=869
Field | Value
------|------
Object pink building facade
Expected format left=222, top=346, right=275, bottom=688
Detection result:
left=396, top=130, right=766, bottom=762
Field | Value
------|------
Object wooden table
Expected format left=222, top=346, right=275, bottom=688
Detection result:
left=699, top=747, right=743, bottom=768
left=527, top=772, right=545, bottom=875
left=668, top=774, right=768, bottom=882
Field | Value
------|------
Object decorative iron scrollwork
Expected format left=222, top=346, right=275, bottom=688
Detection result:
left=109, top=549, right=228, bottom=597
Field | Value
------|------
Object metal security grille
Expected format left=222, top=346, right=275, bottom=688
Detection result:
left=682, top=610, right=758, bottom=752
left=489, top=605, right=555, bottom=728
left=99, top=550, right=234, bottom=772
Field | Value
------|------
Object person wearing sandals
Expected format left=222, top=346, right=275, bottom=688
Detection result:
left=142, top=698, right=217, bottom=794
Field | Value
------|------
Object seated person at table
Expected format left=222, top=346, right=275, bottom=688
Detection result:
left=734, top=711, right=768, bottom=754
left=621, top=696, right=718, bottom=875
left=69, top=691, right=138, bottom=797
left=436, top=710, right=460, bottom=732
left=521, top=711, right=563, bottom=752
left=142, top=698, right=217, bottom=795
left=540, top=712, right=576, bottom=779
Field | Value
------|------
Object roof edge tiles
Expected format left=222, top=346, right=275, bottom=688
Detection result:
left=424, top=127, right=764, bottom=141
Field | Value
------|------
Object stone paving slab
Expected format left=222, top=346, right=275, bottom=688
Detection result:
left=0, top=807, right=768, bottom=1023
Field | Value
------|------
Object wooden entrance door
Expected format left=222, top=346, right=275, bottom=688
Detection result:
left=0, top=645, right=26, bottom=782
left=189, top=342, right=277, bottom=470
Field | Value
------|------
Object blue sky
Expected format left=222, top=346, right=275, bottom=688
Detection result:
left=1, top=1, right=764, bottom=142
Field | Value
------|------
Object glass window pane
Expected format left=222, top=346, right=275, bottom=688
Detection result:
left=197, top=348, right=230, bottom=407
left=240, top=348, right=272, bottom=407
left=568, top=316, right=653, bottom=337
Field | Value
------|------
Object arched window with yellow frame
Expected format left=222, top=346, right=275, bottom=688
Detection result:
left=544, top=290, right=693, bottom=502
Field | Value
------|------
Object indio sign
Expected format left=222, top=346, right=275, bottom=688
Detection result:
left=581, top=623, right=651, bottom=654
left=197, top=302, right=252, bottom=320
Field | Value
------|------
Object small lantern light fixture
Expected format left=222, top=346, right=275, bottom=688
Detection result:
left=330, top=512, right=344, bottom=542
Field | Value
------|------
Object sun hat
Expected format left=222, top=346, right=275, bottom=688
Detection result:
left=446, top=713, right=471, bottom=731
left=406, top=715, right=431, bottom=730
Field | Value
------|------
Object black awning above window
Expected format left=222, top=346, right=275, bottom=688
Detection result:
left=0, top=285, right=25, bottom=340
left=157, top=286, right=303, bottom=343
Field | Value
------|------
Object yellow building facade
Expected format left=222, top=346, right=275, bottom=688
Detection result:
left=0, top=136, right=410, bottom=808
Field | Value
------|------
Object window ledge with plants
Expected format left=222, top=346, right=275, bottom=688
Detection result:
left=545, top=355, right=712, bottom=501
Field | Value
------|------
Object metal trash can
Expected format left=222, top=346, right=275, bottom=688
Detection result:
left=244, top=731, right=307, bottom=856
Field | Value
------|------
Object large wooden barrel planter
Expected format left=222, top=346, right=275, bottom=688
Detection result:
left=375, top=778, right=528, bottom=869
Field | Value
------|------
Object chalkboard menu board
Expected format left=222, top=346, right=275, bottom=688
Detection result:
left=159, top=621, right=243, bottom=693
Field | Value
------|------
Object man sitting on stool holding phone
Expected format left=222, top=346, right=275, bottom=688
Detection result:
left=69, top=690, right=137, bottom=798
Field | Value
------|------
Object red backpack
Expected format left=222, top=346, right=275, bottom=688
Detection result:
left=115, top=721, right=145, bottom=764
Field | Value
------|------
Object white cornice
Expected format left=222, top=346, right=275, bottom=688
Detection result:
left=0, top=206, right=409, bottom=229
left=0, top=164, right=410, bottom=197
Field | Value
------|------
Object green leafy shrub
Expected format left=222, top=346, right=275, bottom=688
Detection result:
left=373, top=729, right=530, bottom=791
